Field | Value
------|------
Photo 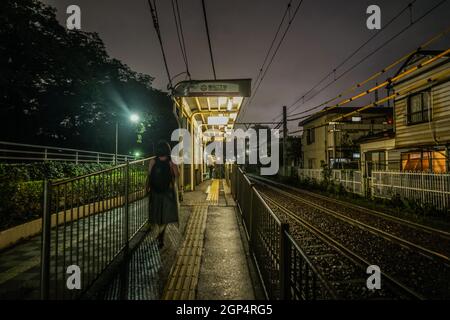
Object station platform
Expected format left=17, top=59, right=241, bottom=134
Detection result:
left=97, top=179, right=263, bottom=300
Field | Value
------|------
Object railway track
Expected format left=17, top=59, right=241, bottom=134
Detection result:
left=249, top=174, right=450, bottom=262
left=249, top=175, right=450, bottom=299
left=261, top=195, right=422, bottom=300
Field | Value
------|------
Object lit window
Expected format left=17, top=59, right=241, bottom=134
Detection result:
left=401, top=150, right=447, bottom=173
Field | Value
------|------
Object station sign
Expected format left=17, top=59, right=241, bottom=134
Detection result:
left=173, top=79, right=251, bottom=97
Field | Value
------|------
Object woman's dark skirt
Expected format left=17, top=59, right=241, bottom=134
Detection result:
left=149, top=187, right=179, bottom=225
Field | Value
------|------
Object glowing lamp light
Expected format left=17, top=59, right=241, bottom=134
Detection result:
left=218, top=97, right=227, bottom=108
left=227, top=98, right=233, bottom=111
left=130, top=114, right=140, bottom=123
left=208, top=116, right=229, bottom=126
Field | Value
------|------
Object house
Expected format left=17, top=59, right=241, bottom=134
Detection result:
left=299, top=107, right=393, bottom=169
left=360, top=50, right=450, bottom=174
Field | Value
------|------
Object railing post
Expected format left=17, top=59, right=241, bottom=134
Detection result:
left=40, top=179, right=51, bottom=300
left=279, top=223, right=291, bottom=300
left=44, top=148, right=48, bottom=162
left=124, top=161, right=130, bottom=249
left=97, top=153, right=100, bottom=164
left=75, top=151, right=79, bottom=164
left=248, top=184, right=255, bottom=249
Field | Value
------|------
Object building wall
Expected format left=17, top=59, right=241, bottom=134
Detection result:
left=394, top=67, right=450, bottom=149
left=301, top=113, right=392, bottom=169
left=301, top=118, right=328, bottom=169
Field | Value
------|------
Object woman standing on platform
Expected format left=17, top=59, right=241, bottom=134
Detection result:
left=147, top=141, right=180, bottom=248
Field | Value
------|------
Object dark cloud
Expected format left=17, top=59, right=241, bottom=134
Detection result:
left=42, top=0, right=450, bottom=131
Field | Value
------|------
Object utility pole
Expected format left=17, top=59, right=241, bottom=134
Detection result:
left=115, top=121, right=119, bottom=165
left=282, top=106, right=287, bottom=177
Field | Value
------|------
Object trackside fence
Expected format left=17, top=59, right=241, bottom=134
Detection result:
left=371, top=170, right=450, bottom=211
left=229, top=165, right=337, bottom=300
left=297, top=168, right=450, bottom=211
left=40, top=157, right=152, bottom=299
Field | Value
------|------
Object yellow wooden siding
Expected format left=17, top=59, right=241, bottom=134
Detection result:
left=395, top=80, right=450, bottom=148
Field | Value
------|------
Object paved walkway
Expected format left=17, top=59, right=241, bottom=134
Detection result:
left=162, top=179, right=256, bottom=300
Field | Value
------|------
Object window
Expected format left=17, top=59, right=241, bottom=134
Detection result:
left=407, top=91, right=431, bottom=125
left=306, top=128, right=315, bottom=145
left=401, top=150, right=447, bottom=173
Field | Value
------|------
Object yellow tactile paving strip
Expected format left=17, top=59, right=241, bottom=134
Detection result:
left=162, top=205, right=208, bottom=300
left=206, top=179, right=220, bottom=205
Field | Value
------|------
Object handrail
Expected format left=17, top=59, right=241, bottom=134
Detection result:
left=0, top=140, right=133, bottom=163
left=50, top=157, right=154, bottom=186
left=0, top=141, right=128, bottom=156
left=285, top=231, right=338, bottom=299
left=231, top=165, right=338, bottom=300
left=41, top=156, right=153, bottom=299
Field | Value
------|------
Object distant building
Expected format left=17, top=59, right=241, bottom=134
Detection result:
left=299, top=107, right=393, bottom=169
left=360, top=50, right=450, bottom=174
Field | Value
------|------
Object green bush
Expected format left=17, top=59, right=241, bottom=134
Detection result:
left=0, top=162, right=114, bottom=184
left=0, top=162, right=117, bottom=230
left=0, top=181, right=42, bottom=229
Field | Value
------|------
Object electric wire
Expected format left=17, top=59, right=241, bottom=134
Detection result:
left=171, top=0, right=191, bottom=79
left=201, top=0, right=217, bottom=80
left=147, top=0, right=173, bottom=90
left=285, top=0, right=449, bottom=122
left=274, top=0, right=420, bottom=121
left=239, top=0, right=305, bottom=121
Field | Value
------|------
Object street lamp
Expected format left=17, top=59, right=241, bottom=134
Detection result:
left=130, top=113, right=140, bottom=123
left=115, top=113, right=140, bottom=164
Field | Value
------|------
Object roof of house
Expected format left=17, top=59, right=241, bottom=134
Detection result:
left=298, top=106, right=392, bottom=126
left=355, top=129, right=395, bottom=144
left=387, top=49, right=450, bottom=89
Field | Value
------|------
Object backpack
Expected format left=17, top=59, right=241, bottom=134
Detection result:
left=150, top=157, right=172, bottom=193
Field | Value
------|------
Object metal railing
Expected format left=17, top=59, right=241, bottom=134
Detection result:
left=229, top=165, right=337, bottom=300
left=40, top=157, right=152, bottom=299
left=0, top=141, right=132, bottom=163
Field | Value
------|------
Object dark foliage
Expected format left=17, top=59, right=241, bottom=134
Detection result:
left=0, top=0, right=177, bottom=155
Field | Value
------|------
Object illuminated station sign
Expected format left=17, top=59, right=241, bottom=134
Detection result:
left=173, top=79, right=251, bottom=97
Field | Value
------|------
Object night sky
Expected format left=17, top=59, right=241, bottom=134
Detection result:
left=42, top=0, right=450, bottom=132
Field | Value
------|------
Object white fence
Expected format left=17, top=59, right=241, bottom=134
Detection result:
left=371, top=171, right=450, bottom=211
left=332, top=170, right=363, bottom=195
left=297, top=168, right=450, bottom=211
left=297, top=169, right=363, bottom=195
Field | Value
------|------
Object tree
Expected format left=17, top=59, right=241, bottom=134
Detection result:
left=0, top=0, right=177, bottom=155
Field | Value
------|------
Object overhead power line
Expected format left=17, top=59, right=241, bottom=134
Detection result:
left=286, top=1, right=450, bottom=122
left=147, top=0, right=173, bottom=90
left=171, top=0, right=191, bottom=79
left=201, top=0, right=217, bottom=80
left=238, top=3, right=291, bottom=122
left=288, top=8, right=450, bottom=121
left=239, top=0, right=305, bottom=122
left=275, top=0, right=420, bottom=121
left=291, top=45, right=450, bottom=123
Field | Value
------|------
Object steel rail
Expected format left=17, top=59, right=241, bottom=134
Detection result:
left=248, top=174, right=450, bottom=239
left=261, top=194, right=424, bottom=300
left=254, top=178, right=450, bottom=265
